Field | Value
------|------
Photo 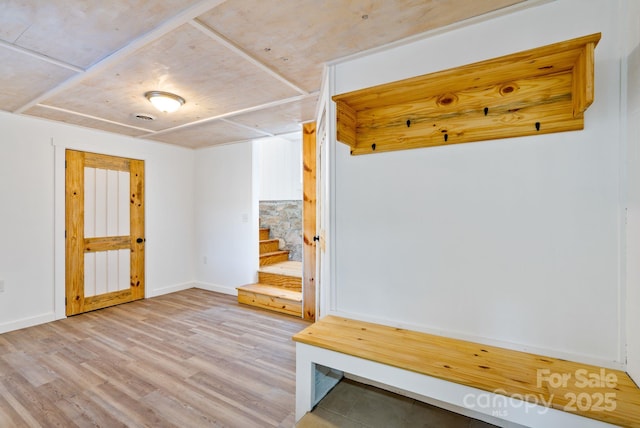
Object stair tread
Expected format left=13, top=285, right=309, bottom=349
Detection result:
left=237, top=284, right=302, bottom=301
left=258, top=261, right=302, bottom=278
left=259, top=250, right=289, bottom=257
left=260, top=238, right=280, bottom=244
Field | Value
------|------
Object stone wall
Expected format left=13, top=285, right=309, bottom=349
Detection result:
left=259, top=200, right=302, bottom=262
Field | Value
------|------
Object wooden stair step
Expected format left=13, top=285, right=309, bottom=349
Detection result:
left=259, top=238, right=280, bottom=254
left=237, top=284, right=302, bottom=317
left=258, top=271, right=301, bottom=290
left=258, top=261, right=302, bottom=277
left=257, top=261, right=302, bottom=290
left=259, top=250, right=289, bottom=266
left=259, top=228, right=270, bottom=240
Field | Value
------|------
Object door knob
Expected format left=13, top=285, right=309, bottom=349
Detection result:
left=136, top=238, right=144, bottom=243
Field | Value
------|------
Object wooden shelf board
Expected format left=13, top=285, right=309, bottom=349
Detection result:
left=333, top=33, right=600, bottom=155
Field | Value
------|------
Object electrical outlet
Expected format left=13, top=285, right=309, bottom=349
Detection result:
left=0, top=280, right=4, bottom=293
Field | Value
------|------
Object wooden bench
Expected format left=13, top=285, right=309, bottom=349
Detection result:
left=293, top=316, right=640, bottom=427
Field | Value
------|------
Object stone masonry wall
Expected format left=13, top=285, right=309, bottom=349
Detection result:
left=259, top=200, right=302, bottom=262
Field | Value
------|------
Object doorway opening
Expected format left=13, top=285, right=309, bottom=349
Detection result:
left=237, top=123, right=317, bottom=320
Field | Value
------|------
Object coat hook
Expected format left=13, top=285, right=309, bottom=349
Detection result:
left=406, top=119, right=411, bottom=127
left=535, top=122, right=541, bottom=131
left=372, top=143, right=376, bottom=151
left=484, top=107, right=489, bottom=116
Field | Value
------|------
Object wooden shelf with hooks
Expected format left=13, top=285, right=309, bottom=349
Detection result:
left=333, top=33, right=601, bottom=155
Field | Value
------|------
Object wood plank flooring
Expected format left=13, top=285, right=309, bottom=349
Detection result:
left=0, top=288, right=310, bottom=427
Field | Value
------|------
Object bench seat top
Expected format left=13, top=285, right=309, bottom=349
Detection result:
left=293, top=316, right=640, bottom=427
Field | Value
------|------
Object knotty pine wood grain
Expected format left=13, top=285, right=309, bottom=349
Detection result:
left=302, top=121, right=317, bottom=321
left=333, top=33, right=600, bottom=155
left=65, top=149, right=85, bottom=316
left=0, top=289, right=309, bottom=427
left=293, top=316, right=640, bottom=427
left=129, top=158, right=145, bottom=301
left=84, top=236, right=130, bottom=253
left=257, top=271, right=302, bottom=291
left=84, top=152, right=130, bottom=172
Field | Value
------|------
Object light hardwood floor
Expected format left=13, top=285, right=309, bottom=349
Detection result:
left=0, top=288, right=309, bottom=427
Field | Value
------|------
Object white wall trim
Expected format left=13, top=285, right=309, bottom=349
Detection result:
left=53, top=143, right=67, bottom=320
left=194, top=281, right=238, bottom=296
left=0, top=312, right=56, bottom=334
left=146, top=282, right=197, bottom=298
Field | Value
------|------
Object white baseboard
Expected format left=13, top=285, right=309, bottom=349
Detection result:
left=0, top=312, right=56, bottom=334
left=146, top=281, right=196, bottom=298
left=0, top=282, right=235, bottom=334
left=194, top=281, right=238, bottom=296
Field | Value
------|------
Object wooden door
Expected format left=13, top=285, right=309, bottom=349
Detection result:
left=302, top=122, right=317, bottom=321
left=65, top=150, right=145, bottom=316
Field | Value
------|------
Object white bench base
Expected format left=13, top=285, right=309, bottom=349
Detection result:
left=295, top=343, right=617, bottom=428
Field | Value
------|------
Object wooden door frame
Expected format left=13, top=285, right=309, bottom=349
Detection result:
left=302, top=122, right=317, bottom=321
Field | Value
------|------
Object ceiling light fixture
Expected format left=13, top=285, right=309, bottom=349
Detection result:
left=144, top=91, right=185, bottom=113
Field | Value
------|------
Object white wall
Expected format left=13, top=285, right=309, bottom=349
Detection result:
left=256, top=135, right=302, bottom=201
left=625, top=0, right=640, bottom=382
left=194, top=141, right=258, bottom=294
left=329, top=0, right=627, bottom=366
left=0, top=111, right=196, bottom=332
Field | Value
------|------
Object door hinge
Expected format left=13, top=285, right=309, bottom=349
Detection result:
left=65, top=160, right=67, bottom=168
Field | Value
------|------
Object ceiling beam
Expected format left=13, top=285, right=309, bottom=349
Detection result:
left=219, top=118, right=274, bottom=137
left=139, top=92, right=317, bottom=138
left=189, top=18, right=308, bottom=96
left=13, top=0, right=229, bottom=114
left=0, top=40, right=84, bottom=73
left=33, top=104, right=156, bottom=133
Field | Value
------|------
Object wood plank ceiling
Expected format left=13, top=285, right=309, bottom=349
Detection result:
left=0, top=0, right=527, bottom=149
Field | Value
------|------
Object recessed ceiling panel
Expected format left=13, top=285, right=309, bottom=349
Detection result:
left=147, top=119, right=267, bottom=148
left=0, top=48, right=76, bottom=111
left=232, top=95, right=318, bottom=135
left=0, top=2, right=31, bottom=43
left=25, top=105, right=150, bottom=137
left=0, top=0, right=203, bottom=68
left=41, top=23, right=301, bottom=132
left=199, top=0, right=524, bottom=92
